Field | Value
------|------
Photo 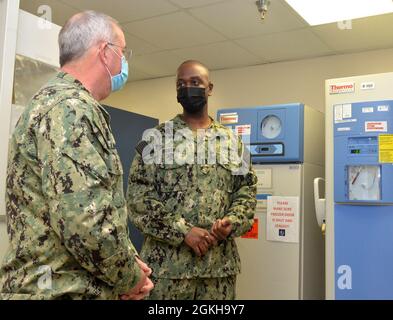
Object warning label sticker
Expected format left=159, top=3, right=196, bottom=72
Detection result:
left=220, top=113, right=238, bottom=124
left=379, top=134, right=393, bottom=163
left=235, top=124, right=251, bottom=136
left=241, top=218, right=259, bottom=239
left=365, top=121, right=387, bottom=132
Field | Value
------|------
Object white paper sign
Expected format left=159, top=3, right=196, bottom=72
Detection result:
left=342, top=104, right=352, bottom=119
left=267, top=196, right=299, bottom=243
left=334, top=105, right=343, bottom=122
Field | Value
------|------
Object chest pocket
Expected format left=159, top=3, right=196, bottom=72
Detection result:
left=198, top=163, right=234, bottom=193
left=156, top=163, right=191, bottom=193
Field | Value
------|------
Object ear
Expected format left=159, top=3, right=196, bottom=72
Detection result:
left=98, top=42, right=109, bottom=65
left=207, top=82, right=214, bottom=96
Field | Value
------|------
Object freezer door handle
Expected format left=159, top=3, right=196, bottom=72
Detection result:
left=314, top=177, right=326, bottom=235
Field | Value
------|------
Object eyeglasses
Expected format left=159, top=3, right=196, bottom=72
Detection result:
left=107, top=42, right=133, bottom=61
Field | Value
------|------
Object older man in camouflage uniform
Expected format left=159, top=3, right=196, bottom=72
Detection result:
left=0, top=11, right=153, bottom=300
left=127, top=60, right=257, bottom=300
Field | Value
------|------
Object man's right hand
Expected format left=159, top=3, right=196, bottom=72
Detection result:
left=119, top=259, right=154, bottom=300
left=135, top=256, right=152, bottom=277
left=184, top=227, right=217, bottom=257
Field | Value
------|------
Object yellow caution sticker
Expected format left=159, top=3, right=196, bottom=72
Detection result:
left=379, top=134, right=393, bottom=163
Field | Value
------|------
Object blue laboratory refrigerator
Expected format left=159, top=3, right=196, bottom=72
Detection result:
left=325, top=72, right=393, bottom=299
left=218, top=103, right=325, bottom=299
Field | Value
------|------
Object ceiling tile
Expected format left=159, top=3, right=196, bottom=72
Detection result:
left=20, top=0, right=79, bottom=26
left=20, top=0, right=393, bottom=82
left=124, top=32, right=160, bottom=56
left=171, top=41, right=265, bottom=70
left=123, top=11, right=226, bottom=50
left=168, top=0, right=226, bottom=9
left=131, top=51, right=184, bottom=78
left=236, top=29, right=333, bottom=62
left=189, top=0, right=307, bottom=40
left=312, top=13, right=393, bottom=53
left=128, top=67, right=154, bottom=82
left=58, top=0, right=179, bottom=23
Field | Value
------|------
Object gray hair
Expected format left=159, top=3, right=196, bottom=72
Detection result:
left=59, top=11, right=120, bottom=67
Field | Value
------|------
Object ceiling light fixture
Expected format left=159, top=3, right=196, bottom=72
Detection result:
left=285, top=0, right=393, bottom=26
left=255, top=0, right=270, bottom=20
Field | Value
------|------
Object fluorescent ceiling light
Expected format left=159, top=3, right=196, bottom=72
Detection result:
left=285, top=0, right=393, bottom=26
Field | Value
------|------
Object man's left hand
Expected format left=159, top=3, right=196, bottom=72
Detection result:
left=211, top=217, right=232, bottom=241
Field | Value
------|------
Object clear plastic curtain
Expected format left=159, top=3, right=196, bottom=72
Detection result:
left=10, top=54, right=58, bottom=134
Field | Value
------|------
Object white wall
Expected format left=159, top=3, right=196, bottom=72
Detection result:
left=104, top=47, right=393, bottom=122
left=0, top=0, right=19, bottom=263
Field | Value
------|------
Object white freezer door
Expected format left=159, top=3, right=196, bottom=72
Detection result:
left=236, top=164, right=302, bottom=300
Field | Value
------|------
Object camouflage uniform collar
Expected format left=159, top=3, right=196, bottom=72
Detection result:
left=57, top=71, right=111, bottom=122
left=173, top=114, right=220, bottom=130
left=57, top=71, right=87, bottom=91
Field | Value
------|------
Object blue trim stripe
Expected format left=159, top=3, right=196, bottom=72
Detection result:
left=256, top=194, right=272, bottom=200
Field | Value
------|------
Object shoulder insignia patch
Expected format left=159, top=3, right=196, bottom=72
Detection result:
left=135, top=140, right=148, bottom=155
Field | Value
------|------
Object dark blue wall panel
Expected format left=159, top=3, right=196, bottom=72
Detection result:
left=103, top=105, right=158, bottom=252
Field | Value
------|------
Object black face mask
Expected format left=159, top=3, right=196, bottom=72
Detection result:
left=177, top=87, right=207, bottom=114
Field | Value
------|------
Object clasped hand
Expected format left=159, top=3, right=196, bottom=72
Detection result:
left=184, top=217, right=233, bottom=256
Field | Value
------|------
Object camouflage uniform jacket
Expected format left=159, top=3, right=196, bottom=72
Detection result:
left=0, top=72, right=141, bottom=300
left=127, top=115, right=257, bottom=279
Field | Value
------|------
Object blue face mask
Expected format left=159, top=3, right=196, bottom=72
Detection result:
left=105, top=46, right=129, bottom=92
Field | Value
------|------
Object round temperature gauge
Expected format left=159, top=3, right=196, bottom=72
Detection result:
left=348, top=165, right=381, bottom=201
left=261, top=115, right=282, bottom=139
